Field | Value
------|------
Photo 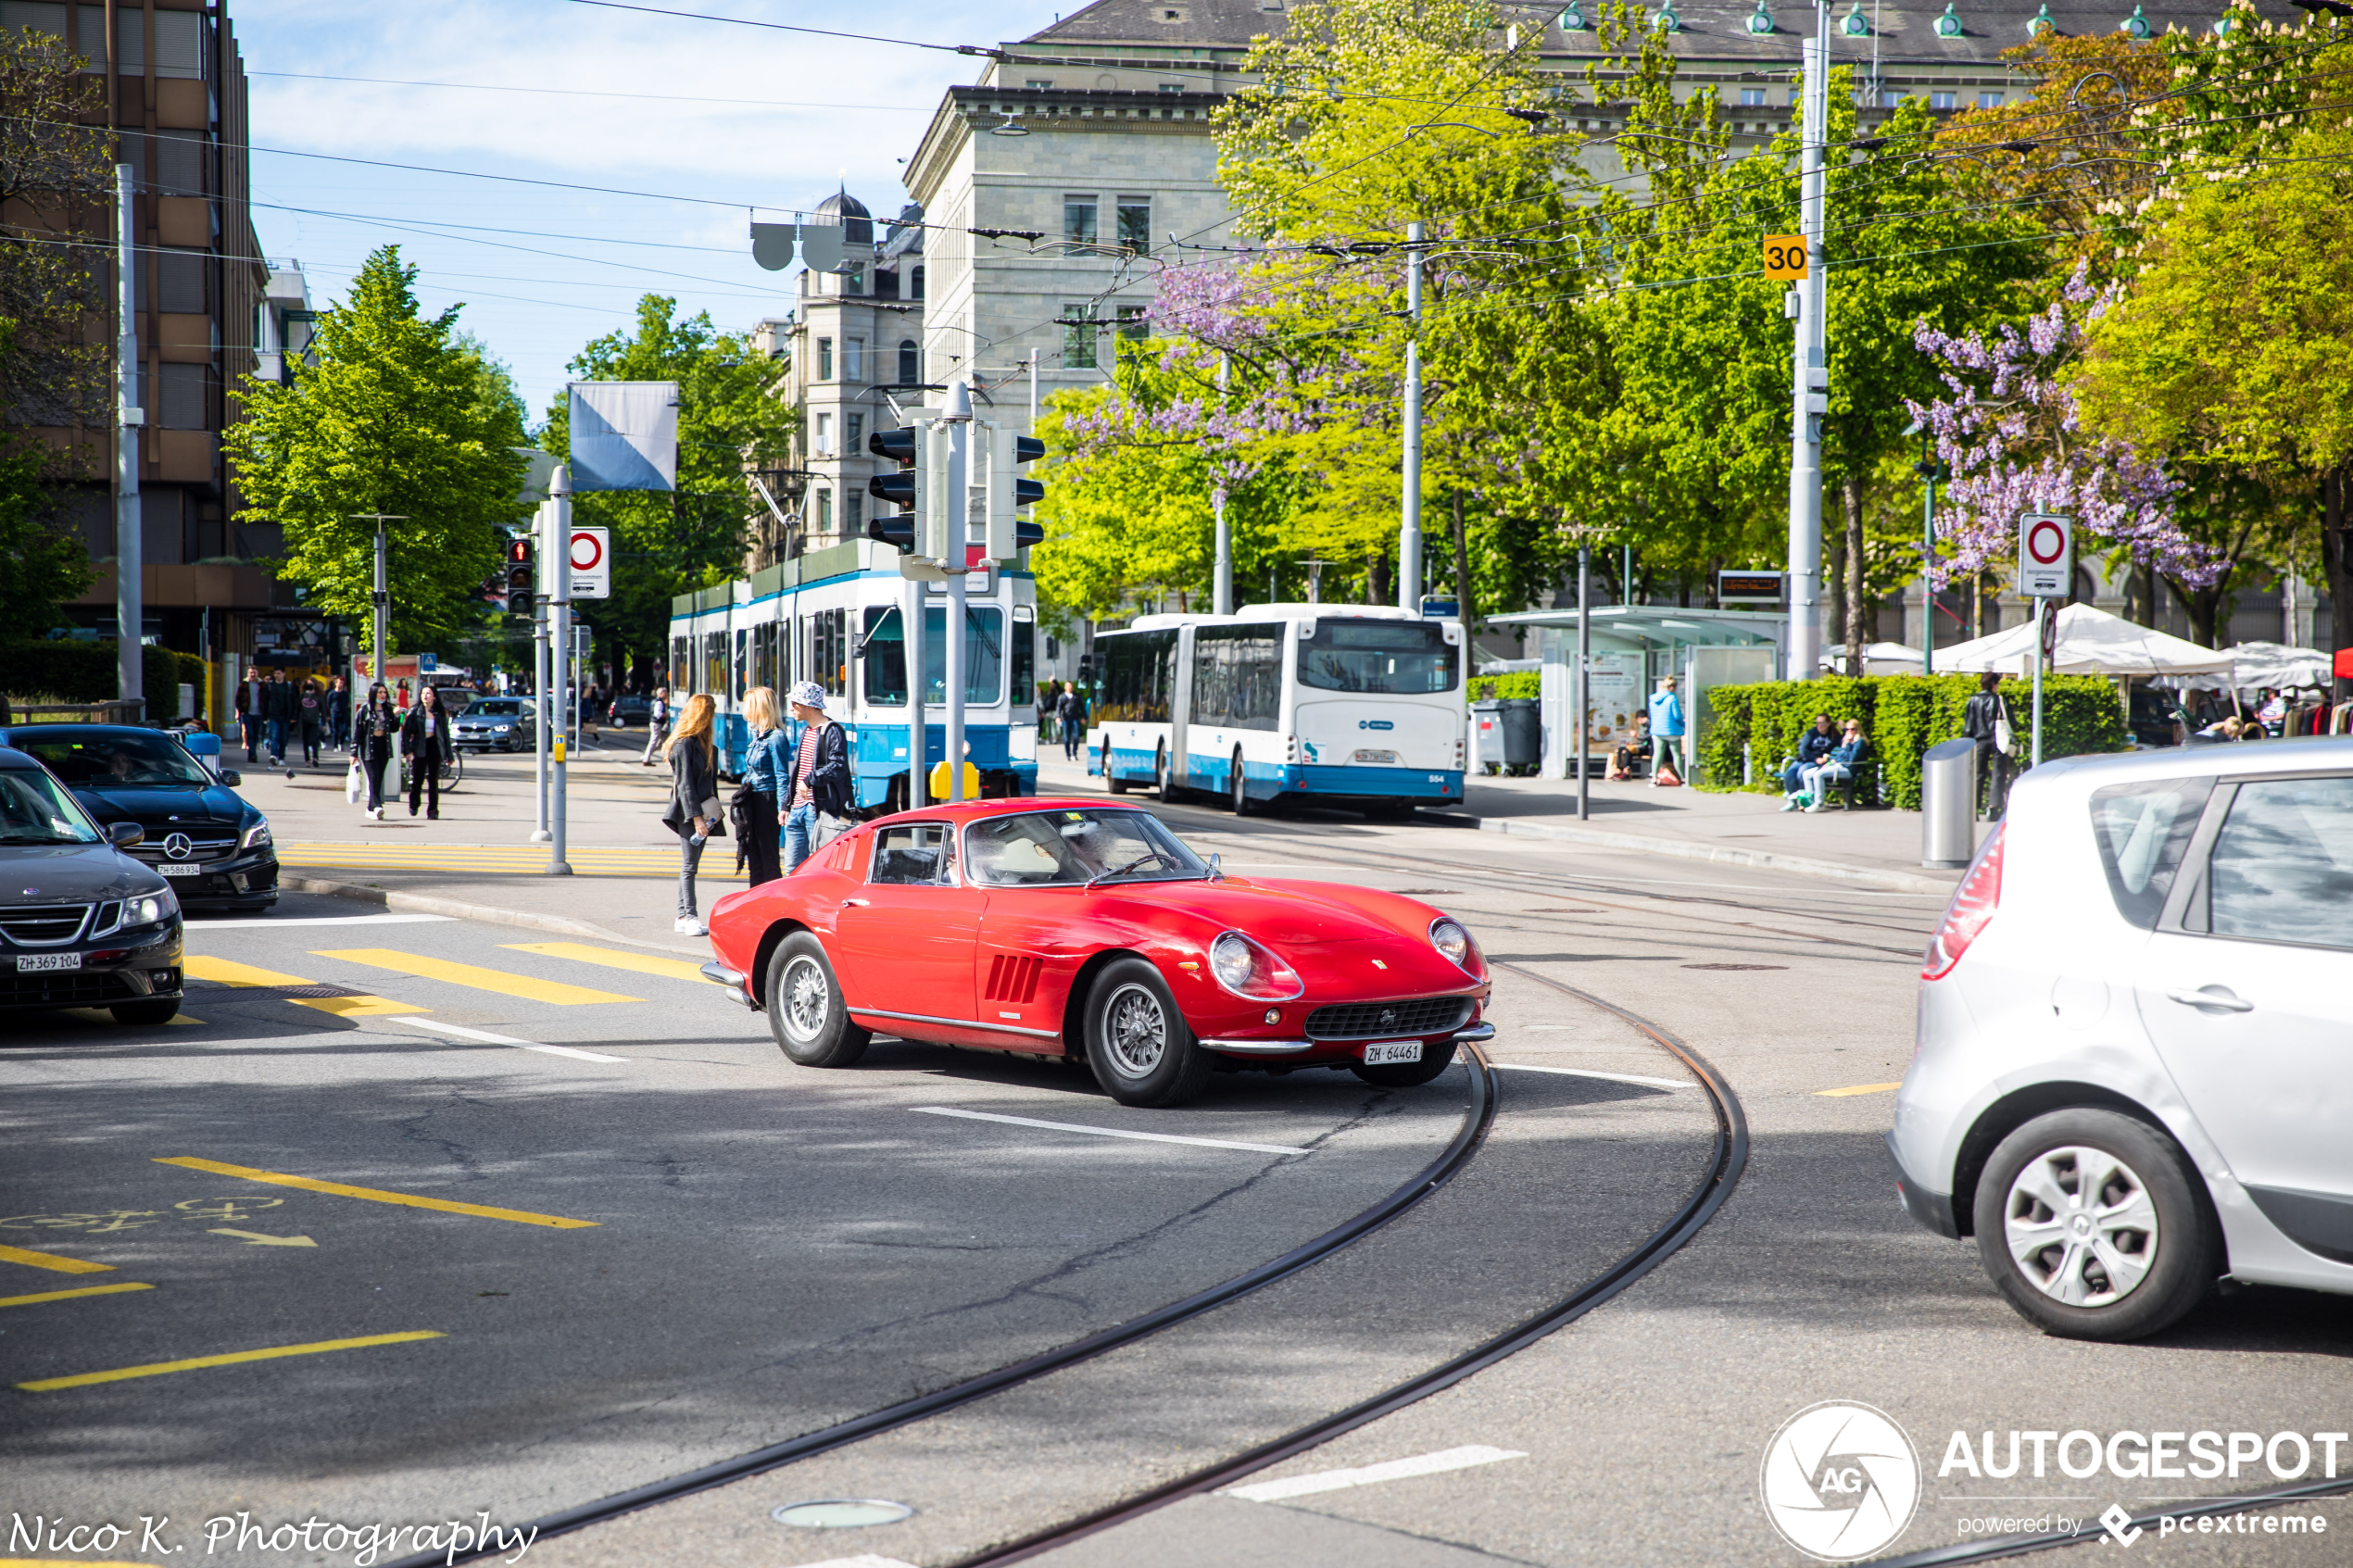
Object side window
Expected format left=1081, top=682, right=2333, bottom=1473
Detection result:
left=2205, top=776, right=2353, bottom=949
left=2089, top=777, right=2210, bottom=928
left=870, top=822, right=956, bottom=885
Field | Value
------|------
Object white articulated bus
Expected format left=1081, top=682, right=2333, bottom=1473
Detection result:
left=1087, top=604, right=1466, bottom=816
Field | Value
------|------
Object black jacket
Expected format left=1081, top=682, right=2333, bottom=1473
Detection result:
left=354, top=700, right=397, bottom=757
left=1794, top=727, right=1839, bottom=768
left=663, top=735, right=723, bottom=836
left=399, top=703, right=452, bottom=761
left=788, top=719, right=852, bottom=818
left=1961, top=691, right=2012, bottom=751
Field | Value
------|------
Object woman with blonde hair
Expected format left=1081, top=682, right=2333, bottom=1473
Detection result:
left=736, top=685, right=786, bottom=885
left=661, top=692, right=722, bottom=935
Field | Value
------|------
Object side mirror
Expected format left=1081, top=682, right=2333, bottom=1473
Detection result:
left=218, top=770, right=242, bottom=786
left=1208, top=852, right=1223, bottom=880
left=107, top=821, right=145, bottom=848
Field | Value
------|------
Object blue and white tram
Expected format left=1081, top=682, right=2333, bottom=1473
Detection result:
left=666, top=540, right=1040, bottom=808
left=1087, top=604, right=1466, bottom=815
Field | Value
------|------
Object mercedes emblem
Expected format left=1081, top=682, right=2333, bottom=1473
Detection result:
left=163, top=833, right=194, bottom=860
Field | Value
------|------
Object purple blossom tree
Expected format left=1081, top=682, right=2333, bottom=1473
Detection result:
left=1907, top=267, right=2220, bottom=600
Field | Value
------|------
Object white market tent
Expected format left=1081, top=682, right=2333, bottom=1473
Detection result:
left=1934, top=603, right=2233, bottom=679
left=2209, top=641, right=2334, bottom=692
left=1818, top=641, right=1925, bottom=675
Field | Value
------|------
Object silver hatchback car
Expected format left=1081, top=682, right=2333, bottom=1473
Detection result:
left=1891, top=736, right=2353, bottom=1340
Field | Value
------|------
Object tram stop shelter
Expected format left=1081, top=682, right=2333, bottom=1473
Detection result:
left=1486, top=606, right=1787, bottom=784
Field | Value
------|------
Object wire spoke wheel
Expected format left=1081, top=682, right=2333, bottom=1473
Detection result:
left=1104, top=982, right=1168, bottom=1077
left=781, top=954, right=831, bottom=1045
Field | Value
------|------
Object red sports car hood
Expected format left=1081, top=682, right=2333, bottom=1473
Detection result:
left=1094, top=876, right=1447, bottom=948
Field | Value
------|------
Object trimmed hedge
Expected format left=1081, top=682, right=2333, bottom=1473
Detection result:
left=1469, top=672, right=1541, bottom=702
left=1699, top=672, right=2129, bottom=809
left=0, top=643, right=206, bottom=724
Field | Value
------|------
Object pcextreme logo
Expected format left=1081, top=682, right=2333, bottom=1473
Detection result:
left=1761, top=1401, right=1923, bottom=1562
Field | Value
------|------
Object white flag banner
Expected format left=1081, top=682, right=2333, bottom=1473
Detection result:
left=569, top=381, right=678, bottom=493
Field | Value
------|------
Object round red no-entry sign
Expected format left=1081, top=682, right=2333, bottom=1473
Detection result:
left=570, top=531, right=604, bottom=571
left=2025, top=518, right=2068, bottom=566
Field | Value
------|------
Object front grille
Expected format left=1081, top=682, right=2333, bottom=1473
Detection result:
left=0, top=904, right=93, bottom=947
left=0, top=970, right=134, bottom=1007
left=1303, top=996, right=1474, bottom=1040
left=132, top=834, right=238, bottom=865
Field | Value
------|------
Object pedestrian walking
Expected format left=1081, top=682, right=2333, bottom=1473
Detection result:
left=1960, top=671, right=2017, bottom=819
left=640, top=685, right=670, bottom=765
left=264, top=671, right=291, bottom=766
left=663, top=693, right=721, bottom=935
left=736, top=685, right=786, bottom=886
left=780, top=680, right=849, bottom=874
left=1056, top=681, right=1086, bottom=761
left=399, top=684, right=450, bottom=820
left=355, top=683, right=397, bottom=820
left=327, top=675, right=350, bottom=753
left=235, top=680, right=258, bottom=762
left=1646, top=676, right=1685, bottom=786
left=298, top=679, right=323, bottom=766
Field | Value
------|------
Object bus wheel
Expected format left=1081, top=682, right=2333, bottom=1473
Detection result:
left=1156, top=746, right=1181, bottom=803
left=1108, top=770, right=1130, bottom=795
left=1229, top=750, right=1252, bottom=817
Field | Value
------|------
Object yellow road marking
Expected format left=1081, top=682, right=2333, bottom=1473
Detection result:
left=0, top=1244, right=112, bottom=1274
left=502, top=942, right=715, bottom=985
left=154, top=1156, right=599, bottom=1228
left=1815, top=1082, right=1903, bottom=1097
left=311, top=948, right=639, bottom=1006
left=0, top=1282, right=154, bottom=1309
left=182, top=955, right=425, bottom=1017
left=17, top=1330, right=444, bottom=1391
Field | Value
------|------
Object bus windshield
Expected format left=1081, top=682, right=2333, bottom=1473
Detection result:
left=1295, top=620, right=1458, bottom=695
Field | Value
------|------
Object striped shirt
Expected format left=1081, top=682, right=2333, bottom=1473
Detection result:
left=792, top=723, right=820, bottom=800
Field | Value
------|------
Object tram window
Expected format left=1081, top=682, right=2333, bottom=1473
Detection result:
left=1097, top=630, right=1176, bottom=723
left=670, top=636, right=690, bottom=695
left=1295, top=620, right=1458, bottom=696
left=803, top=607, right=848, bottom=699
left=1193, top=625, right=1282, bottom=731
left=855, top=607, right=1000, bottom=706
left=1012, top=616, right=1035, bottom=708
left=862, top=606, right=907, bottom=706
left=703, top=632, right=726, bottom=699
left=734, top=630, right=748, bottom=702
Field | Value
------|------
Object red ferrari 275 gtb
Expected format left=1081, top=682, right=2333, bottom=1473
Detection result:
left=701, top=798, right=1493, bottom=1107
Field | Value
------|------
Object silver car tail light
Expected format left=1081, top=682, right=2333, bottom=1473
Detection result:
left=1921, top=823, right=2005, bottom=981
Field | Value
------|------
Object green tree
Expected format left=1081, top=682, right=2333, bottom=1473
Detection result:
left=223, top=246, right=525, bottom=659
left=0, top=22, right=113, bottom=439
left=0, top=441, right=94, bottom=636
left=541, top=295, right=794, bottom=671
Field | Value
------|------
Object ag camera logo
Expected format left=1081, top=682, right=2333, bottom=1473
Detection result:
left=1761, top=1401, right=1922, bottom=1562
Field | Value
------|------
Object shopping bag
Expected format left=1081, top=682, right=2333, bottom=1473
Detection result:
left=345, top=760, right=363, bottom=804
left=813, top=811, right=851, bottom=849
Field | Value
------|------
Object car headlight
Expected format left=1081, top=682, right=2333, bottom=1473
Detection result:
left=495, top=723, right=512, bottom=733
left=1429, top=917, right=1483, bottom=975
left=1207, top=930, right=1303, bottom=1000
left=242, top=821, right=271, bottom=850
left=124, top=890, right=177, bottom=927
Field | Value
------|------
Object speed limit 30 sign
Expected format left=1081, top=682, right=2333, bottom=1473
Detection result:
left=2017, top=513, right=2073, bottom=598
left=568, top=526, right=610, bottom=599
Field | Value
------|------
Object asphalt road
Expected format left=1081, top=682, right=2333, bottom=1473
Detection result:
left=5, top=807, right=2347, bottom=1568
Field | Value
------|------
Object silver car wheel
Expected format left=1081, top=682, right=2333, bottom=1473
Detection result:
left=2003, top=1143, right=2161, bottom=1308
left=1104, top=982, right=1166, bottom=1077
left=781, top=954, right=831, bottom=1045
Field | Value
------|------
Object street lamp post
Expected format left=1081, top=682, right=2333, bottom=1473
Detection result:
left=1400, top=220, right=1425, bottom=611
left=1786, top=1, right=1832, bottom=682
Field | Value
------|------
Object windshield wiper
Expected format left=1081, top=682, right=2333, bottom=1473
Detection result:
left=1087, top=851, right=1205, bottom=888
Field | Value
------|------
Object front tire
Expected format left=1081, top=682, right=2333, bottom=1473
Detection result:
left=111, top=997, right=180, bottom=1026
left=1229, top=749, right=1252, bottom=817
left=766, top=932, right=870, bottom=1068
left=1972, top=1108, right=2218, bottom=1342
left=1351, top=1039, right=1457, bottom=1087
left=1084, top=958, right=1210, bottom=1107
left=1156, top=746, right=1181, bottom=804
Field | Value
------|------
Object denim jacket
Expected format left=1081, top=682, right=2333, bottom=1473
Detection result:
left=742, top=725, right=789, bottom=799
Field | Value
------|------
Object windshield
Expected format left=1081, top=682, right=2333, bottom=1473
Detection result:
left=0, top=769, right=102, bottom=844
left=1296, top=619, right=1458, bottom=695
left=20, top=733, right=212, bottom=788
left=469, top=700, right=523, bottom=717
left=861, top=605, right=1006, bottom=708
left=965, top=808, right=1208, bottom=887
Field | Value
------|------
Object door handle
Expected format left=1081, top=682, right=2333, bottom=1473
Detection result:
left=839, top=897, right=870, bottom=909
left=2166, top=986, right=2253, bottom=1014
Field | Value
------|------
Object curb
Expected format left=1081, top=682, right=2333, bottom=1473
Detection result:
left=278, top=874, right=710, bottom=956
left=1441, top=816, right=1963, bottom=896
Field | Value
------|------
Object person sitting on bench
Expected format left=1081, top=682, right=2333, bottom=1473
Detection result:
left=1780, top=713, right=1838, bottom=809
left=1799, top=720, right=1871, bottom=813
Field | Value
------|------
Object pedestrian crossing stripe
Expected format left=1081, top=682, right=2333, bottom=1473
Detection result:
left=181, top=956, right=427, bottom=1017
left=501, top=943, right=716, bottom=985
left=311, top=949, right=641, bottom=1006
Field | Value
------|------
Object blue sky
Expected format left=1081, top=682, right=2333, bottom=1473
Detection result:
left=236, top=1, right=1063, bottom=421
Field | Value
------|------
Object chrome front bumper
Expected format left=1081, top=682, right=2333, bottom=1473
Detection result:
left=1202, top=1021, right=1496, bottom=1058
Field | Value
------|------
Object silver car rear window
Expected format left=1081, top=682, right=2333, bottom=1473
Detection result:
left=2089, top=777, right=2211, bottom=927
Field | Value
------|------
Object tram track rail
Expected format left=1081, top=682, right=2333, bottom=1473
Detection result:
left=413, top=959, right=1745, bottom=1568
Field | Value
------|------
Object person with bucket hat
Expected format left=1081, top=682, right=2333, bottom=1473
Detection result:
left=781, top=680, right=850, bottom=873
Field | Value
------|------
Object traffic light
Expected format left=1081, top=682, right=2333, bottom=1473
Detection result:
left=983, top=422, right=1046, bottom=559
left=504, top=533, right=535, bottom=618
left=866, top=424, right=919, bottom=551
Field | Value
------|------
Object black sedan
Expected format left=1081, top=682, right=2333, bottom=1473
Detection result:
left=0, top=746, right=183, bottom=1024
left=0, top=724, right=278, bottom=914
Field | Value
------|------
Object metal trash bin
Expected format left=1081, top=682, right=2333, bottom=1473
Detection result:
left=1470, top=699, right=1504, bottom=774
left=1920, top=738, right=1978, bottom=869
left=1499, top=698, right=1541, bottom=774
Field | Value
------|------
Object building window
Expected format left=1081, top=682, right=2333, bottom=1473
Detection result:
left=847, top=412, right=864, bottom=452
left=1062, top=304, right=1097, bottom=370
left=847, top=491, right=865, bottom=533
left=1116, top=304, right=1149, bottom=342
left=1158, top=82, right=1184, bottom=93
left=815, top=487, right=833, bottom=532
left=1115, top=194, right=1151, bottom=252
left=813, top=412, right=834, bottom=456
left=898, top=340, right=920, bottom=384
left=1063, top=194, right=1098, bottom=245
left=816, top=337, right=834, bottom=380
left=843, top=263, right=866, bottom=295
left=1978, top=91, right=2004, bottom=107
left=1026, top=79, right=1054, bottom=88
left=845, top=337, right=864, bottom=381
left=1740, top=87, right=1768, bottom=107
left=911, top=265, right=925, bottom=299
left=1930, top=90, right=1957, bottom=109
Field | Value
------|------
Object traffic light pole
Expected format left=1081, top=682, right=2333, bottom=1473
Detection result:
left=906, top=574, right=925, bottom=809
left=115, top=164, right=143, bottom=712
left=1786, top=10, right=1831, bottom=683
left=531, top=584, right=550, bottom=843
left=944, top=384, right=971, bottom=804
left=547, top=469, right=573, bottom=874
left=1213, top=352, right=1233, bottom=617
left=1400, top=220, right=1424, bottom=613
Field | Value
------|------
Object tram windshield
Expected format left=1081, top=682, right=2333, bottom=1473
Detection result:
left=861, top=606, right=1005, bottom=707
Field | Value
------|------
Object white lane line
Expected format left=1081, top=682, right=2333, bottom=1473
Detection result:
left=187, top=914, right=457, bottom=929
left=1225, top=1445, right=1528, bottom=1502
left=1491, top=1062, right=1692, bottom=1090
left=786, top=1557, right=920, bottom=1568
left=914, top=1106, right=1308, bottom=1156
left=386, top=1017, right=627, bottom=1062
